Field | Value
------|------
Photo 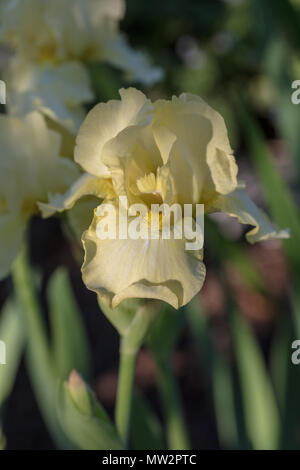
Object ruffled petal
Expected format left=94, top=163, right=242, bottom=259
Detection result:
left=206, top=147, right=238, bottom=195
left=153, top=102, right=214, bottom=204
left=213, top=188, right=290, bottom=243
left=75, top=87, right=153, bottom=177
left=153, top=96, right=238, bottom=206
left=46, top=0, right=126, bottom=62
left=179, top=93, right=237, bottom=194
left=177, top=93, right=233, bottom=154
left=5, top=59, right=94, bottom=133
left=38, top=173, right=115, bottom=217
left=0, top=111, right=79, bottom=214
left=82, top=207, right=206, bottom=309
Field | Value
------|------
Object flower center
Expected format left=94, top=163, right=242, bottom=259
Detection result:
left=131, top=169, right=163, bottom=206
left=136, top=172, right=160, bottom=195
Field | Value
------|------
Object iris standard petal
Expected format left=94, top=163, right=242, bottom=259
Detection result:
left=75, top=88, right=153, bottom=177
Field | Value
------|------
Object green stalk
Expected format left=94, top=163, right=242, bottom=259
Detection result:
left=11, top=245, right=70, bottom=448
left=11, top=246, right=51, bottom=368
left=154, top=351, right=190, bottom=450
left=100, top=299, right=160, bottom=449
left=115, top=343, right=137, bottom=448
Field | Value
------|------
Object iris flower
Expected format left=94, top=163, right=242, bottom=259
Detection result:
left=0, top=111, right=78, bottom=279
left=0, top=0, right=162, bottom=131
left=41, top=88, right=288, bottom=309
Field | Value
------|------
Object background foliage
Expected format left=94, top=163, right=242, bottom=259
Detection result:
left=1, top=0, right=300, bottom=449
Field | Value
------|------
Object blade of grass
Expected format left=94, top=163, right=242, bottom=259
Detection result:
left=205, top=217, right=264, bottom=291
left=147, top=306, right=190, bottom=450
left=232, top=311, right=280, bottom=450
left=12, top=247, right=74, bottom=448
left=186, top=298, right=240, bottom=450
left=131, top=391, right=164, bottom=450
left=270, top=310, right=300, bottom=449
left=47, top=269, right=91, bottom=381
left=0, top=300, right=24, bottom=408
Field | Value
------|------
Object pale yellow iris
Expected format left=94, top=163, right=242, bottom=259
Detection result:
left=0, top=112, right=79, bottom=279
left=41, top=88, right=289, bottom=309
left=0, top=0, right=162, bottom=133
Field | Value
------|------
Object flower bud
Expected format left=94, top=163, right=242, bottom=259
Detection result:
left=66, top=370, right=94, bottom=416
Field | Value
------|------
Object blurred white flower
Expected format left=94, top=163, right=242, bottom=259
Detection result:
left=0, top=0, right=162, bottom=84
left=0, top=111, right=79, bottom=279
left=3, top=57, right=94, bottom=132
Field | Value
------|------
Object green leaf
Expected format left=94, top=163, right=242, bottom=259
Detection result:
left=0, top=427, right=6, bottom=450
left=153, top=351, right=190, bottom=450
left=269, top=311, right=300, bottom=448
left=232, top=312, right=280, bottom=450
left=263, top=38, right=300, bottom=173
left=205, top=217, right=264, bottom=291
left=211, top=354, right=239, bottom=449
left=186, top=299, right=240, bottom=449
left=0, top=300, right=24, bottom=407
left=146, top=304, right=190, bottom=450
left=131, top=391, right=164, bottom=450
left=12, top=248, right=74, bottom=449
left=270, top=313, right=292, bottom=415
left=263, top=0, right=300, bottom=51
left=147, top=303, right=183, bottom=354
left=57, top=375, right=123, bottom=450
left=211, top=353, right=239, bottom=450
left=47, top=269, right=91, bottom=380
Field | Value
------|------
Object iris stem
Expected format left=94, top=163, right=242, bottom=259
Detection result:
left=153, top=351, right=190, bottom=450
left=115, top=343, right=137, bottom=448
